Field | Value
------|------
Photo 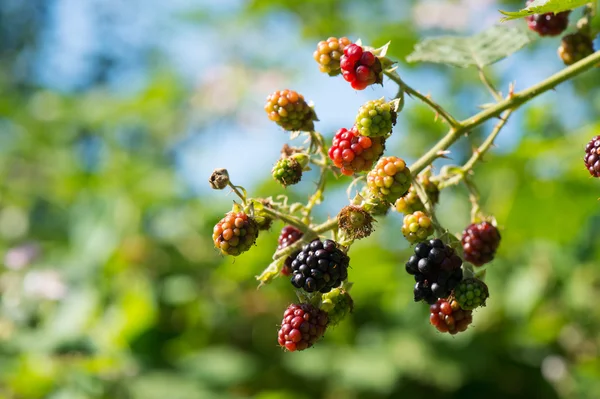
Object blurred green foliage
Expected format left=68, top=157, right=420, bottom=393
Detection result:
left=1, top=1, right=600, bottom=398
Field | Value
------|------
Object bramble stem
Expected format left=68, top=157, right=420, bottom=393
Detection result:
left=385, top=71, right=461, bottom=128
left=261, top=207, right=316, bottom=235
left=228, top=182, right=247, bottom=205
left=408, top=50, right=600, bottom=176
left=478, top=67, right=503, bottom=102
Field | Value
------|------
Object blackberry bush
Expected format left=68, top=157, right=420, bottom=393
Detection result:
left=290, top=239, right=350, bottom=293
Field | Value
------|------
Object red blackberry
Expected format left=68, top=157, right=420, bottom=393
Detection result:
left=213, top=211, right=259, bottom=256
left=340, top=44, right=383, bottom=90
left=429, top=298, right=473, bottom=334
left=402, top=211, right=433, bottom=244
left=278, top=226, right=303, bottom=276
left=461, top=222, right=501, bottom=266
left=290, top=239, right=349, bottom=293
left=405, top=239, right=463, bottom=304
left=313, top=37, right=352, bottom=76
left=272, top=157, right=303, bottom=187
left=584, top=135, right=600, bottom=177
left=558, top=32, right=594, bottom=66
left=395, top=173, right=440, bottom=214
left=355, top=98, right=396, bottom=137
left=525, top=1, right=570, bottom=37
left=265, top=90, right=317, bottom=132
left=328, top=127, right=385, bottom=176
left=367, top=156, right=411, bottom=203
left=453, top=278, right=489, bottom=311
left=278, top=303, right=328, bottom=352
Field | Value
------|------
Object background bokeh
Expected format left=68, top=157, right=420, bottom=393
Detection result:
left=1, top=0, right=600, bottom=398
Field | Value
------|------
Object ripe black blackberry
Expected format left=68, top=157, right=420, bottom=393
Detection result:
left=290, top=239, right=349, bottom=293
left=525, top=1, right=570, bottom=37
left=585, top=135, right=600, bottom=177
left=278, top=226, right=303, bottom=276
left=278, top=303, right=328, bottom=352
left=461, top=222, right=501, bottom=266
left=405, top=239, right=463, bottom=304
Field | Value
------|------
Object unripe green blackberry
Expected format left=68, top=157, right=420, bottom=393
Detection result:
left=355, top=98, right=396, bottom=137
left=453, top=278, right=489, bottom=311
left=337, top=205, right=374, bottom=239
left=272, top=158, right=303, bottom=187
left=320, top=288, right=353, bottom=326
left=394, top=173, right=440, bottom=214
left=558, top=33, right=594, bottom=66
left=367, top=156, right=411, bottom=203
left=313, top=37, right=352, bottom=76
left=265, top=90, right=317, bottom=132
left=353, top=187, right=390, bottom=217
left=213, top=211, right=259, bottom=256
left=402, top=211, right=433, bottom=244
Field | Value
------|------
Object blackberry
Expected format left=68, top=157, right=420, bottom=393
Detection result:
left=355, top=98, right=396, bottom=137
left=453, top=278, right=489, bottom=311
left=402, top=211, right=434, bottom=244
left=272, top=158, right=303, bottom=187
left=278, top=303, right=328, bottom=352
left=429, top=298, right=473, bottom=334
left=290, top=239, right=350, bottom=293
left=340, top=44, right=383, bottom=90
left=558, top=32, right=594, bottom=66
left=367, top=156, right=411, bottom=203
left=584, top=135, right=600, bottom=177
left=337, top=205, right=374, bottom=239
left=394, top=173, right=440, bottom=214
left=525, top=1, right=570, bottom=37
left=213, top=211, right=259, bottom=256
left=265, top=90, right=317, bottom=132
left=320, top=288, right=354, bottom=326
left=461, top=222, right=501, bottom=266
left=313, top=37, right=352, bottom=76
left=353, top=187, right=391, bottom=217
left=328, top=126, right=386, bottom=176
left=405, top=238, right=463, bottom=304
left=278, top=226, right=303, bottom=276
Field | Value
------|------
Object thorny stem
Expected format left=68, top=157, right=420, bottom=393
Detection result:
left=385, top=71, right=461, bottom=128
left=303, top=131, right=329, bottom=223
left=228, top=182, right=247, bottom=205
left=478, top=67, right=503, bottom=102
left=261, top=207, right=317, bottom=236
left=408, top=50, right=600, bottom=176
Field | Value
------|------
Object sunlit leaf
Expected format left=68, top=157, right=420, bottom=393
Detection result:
left=500, top=0, right=588, bottom=20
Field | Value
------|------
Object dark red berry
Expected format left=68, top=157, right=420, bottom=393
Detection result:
left=278, top=226, right=303, bottom=276
left=429, top=298, right=473, bottom=334
left=328, top=127, right=385, bottom=176
left=290, top=239, right=349, bottom=293
left=461, top=222, right=501, bottom=266
left=278, top=303, right=328, bottom=351
left=585, top=135, right=600, bottom=177
left=525, top=0, right=570, bottom=37
left=340, top=44, right=383, bottom=91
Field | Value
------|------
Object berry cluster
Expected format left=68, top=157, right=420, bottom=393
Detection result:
left=558, top=33, right=594, bottom=66
left=328, top=127, right=386, bottom=176
left=212, top=211, right=259, bottom=256
left=429, top=298, right=473, bottom=334
left=265, top=90, right=317, bottom=132
left=272, top=158, right=303, bottom=187
left=277, top=226, right=303, bottom=276
left=367, top=156, right=411, bottom=203
left=453, top=278, right=489, bottom=311
left=355, top=98, right=396, bottom=137
left=290, top=239, right=350, bottom=293
left=525, top=3, right=570, bottom=37
left=278, top=303, right=328, bottom=352
left=584, top=135, right=600, bottom=177
left=313, top=37, right=352, bottom=75
left=461, top=222, right=501, bottom=266
left=340, top=44, right=383, bottom=90
left=405, top=239, right=463, bottom=304
left=402, top=211, right=434, bottom=244
left=395, top=173, right=440, bottom=214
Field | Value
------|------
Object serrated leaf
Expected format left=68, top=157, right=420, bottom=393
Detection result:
left=406, top=25, right=535, bottom=68
left=500, top=0, right=588, bottom=20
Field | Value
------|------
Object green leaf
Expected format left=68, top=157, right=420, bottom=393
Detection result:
left=499, top=0, right=588, bottom=20
left=406, top=25, right=535, bottom=68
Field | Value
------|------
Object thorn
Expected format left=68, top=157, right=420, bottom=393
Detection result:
left=508, top=82, right=515, bottom=98
left=436, top=150, right=452, bottom=160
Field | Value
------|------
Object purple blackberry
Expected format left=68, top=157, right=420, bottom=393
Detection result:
left=290, top=239, right=349, bottom=293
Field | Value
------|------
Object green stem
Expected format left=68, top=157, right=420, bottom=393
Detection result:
left=385, top=71, right=461, bottom=128
left=272, top=218, right=338, bottom=260
left=409, top=50, right=600, bottom=176
left=478, top=67, right=503, bottom=102
left=227, top=182, right=247, bottom=205
left=261, top=207, right=316, bottom=235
